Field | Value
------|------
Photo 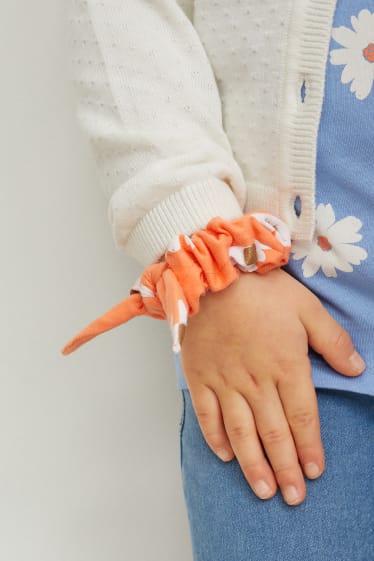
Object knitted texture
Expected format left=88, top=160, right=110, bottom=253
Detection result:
left=61, top=212, right=291, bottom=356
left=68, top=0, right=336, bottom=266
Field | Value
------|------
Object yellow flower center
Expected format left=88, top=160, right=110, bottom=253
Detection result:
left=318, top=236, right=332, bottom=251
left=363, top=43, right=374, bottom=62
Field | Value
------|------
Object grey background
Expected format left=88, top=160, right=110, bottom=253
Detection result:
left=1, top=2, right=192, bottom=559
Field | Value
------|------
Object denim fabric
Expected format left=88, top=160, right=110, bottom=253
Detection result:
left=179, top=386, right=374, bottom=561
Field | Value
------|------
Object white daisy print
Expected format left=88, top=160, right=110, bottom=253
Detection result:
left=329, top=9, right=374, bottom=100
left=166, top=233, right=196, bottom=253
left=229, top=241, right=268, bottom=272
left=291, top=203, right=368, bottom=278
left=130, top=277, right=155, bottom=298
left=251, top=212, right=292, bottom=247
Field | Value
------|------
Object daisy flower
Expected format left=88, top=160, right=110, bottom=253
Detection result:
left=329, top=8, right=374, bottom=100
left=291, top=203, right=368, bottom=278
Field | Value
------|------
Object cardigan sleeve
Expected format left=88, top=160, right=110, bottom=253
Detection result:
left=67, top=0, right=247, bottom=267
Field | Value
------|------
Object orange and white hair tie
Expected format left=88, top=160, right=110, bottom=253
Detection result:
left=60, top=211, right=291, bottom=356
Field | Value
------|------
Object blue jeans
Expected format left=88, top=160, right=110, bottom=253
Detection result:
left=179, top=387, right=374, bottom=561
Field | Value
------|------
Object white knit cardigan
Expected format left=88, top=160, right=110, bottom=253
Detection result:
left=67, top=0, right=337, bottom=267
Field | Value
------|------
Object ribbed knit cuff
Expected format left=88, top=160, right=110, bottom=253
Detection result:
left=125, top=178, right=244, bottom=267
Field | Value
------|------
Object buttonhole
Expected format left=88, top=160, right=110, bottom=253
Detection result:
left=300, top=80, right=306, bottom=103
left=294, top=195, right=302, bottom=217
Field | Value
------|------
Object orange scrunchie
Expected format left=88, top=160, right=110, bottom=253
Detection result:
left=60, top=211, right=291, bottom=356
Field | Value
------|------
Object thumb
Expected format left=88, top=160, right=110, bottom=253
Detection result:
left=300, top=301, right=365, bottom=377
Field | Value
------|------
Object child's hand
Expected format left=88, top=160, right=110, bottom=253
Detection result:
left=180, top=268, right=365, bottom=506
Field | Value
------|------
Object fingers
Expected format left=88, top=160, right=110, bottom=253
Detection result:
left=190, top=370, right=323, bottom=506
left=190, top=383, right=279, bottom=501
left=220, top=391, right=277, bottom=500
left=190, top=384, right=235, bottom=462
left=247, top=383, right=307, bottom=506
left=277, top=358, right=325, bottom=480
left=300, top=298, right=365, bottom=376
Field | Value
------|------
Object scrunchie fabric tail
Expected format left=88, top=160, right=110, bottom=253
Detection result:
left=60, top=211, right=291, bottom=356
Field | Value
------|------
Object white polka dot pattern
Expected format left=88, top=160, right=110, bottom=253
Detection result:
left=67, top=0, right=336, bottom=266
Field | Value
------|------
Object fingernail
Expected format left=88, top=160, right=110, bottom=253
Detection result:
left=216, top=448, right=232, bottom=462
left=284, top=485, right=300, bottom=505
left=304, top=462, right=320, bottom=478
left=349, top=351, right=366, bottom=373
left=254, top=480, right=272, bottom=499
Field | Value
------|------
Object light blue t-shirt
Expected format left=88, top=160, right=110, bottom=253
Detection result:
left=175, top=2, right=374, bottom=396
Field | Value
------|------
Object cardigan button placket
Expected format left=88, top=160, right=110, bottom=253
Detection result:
left=293, top=77, right=307, bottom=220
left=293, top=195, right=302, bottom=218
